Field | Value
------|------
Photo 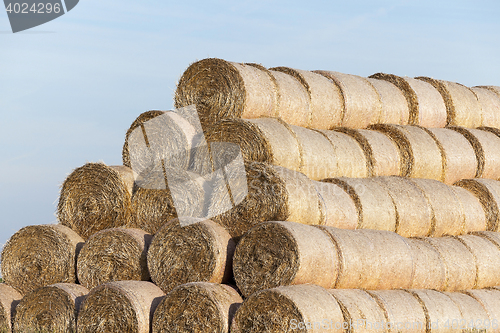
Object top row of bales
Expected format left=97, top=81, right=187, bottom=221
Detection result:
left=175, top=58, right=500, bottom=130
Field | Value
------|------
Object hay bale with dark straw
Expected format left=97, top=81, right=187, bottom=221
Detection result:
left=77, top=281, right=165, bottom=333
left=152, top=282, right=242, bottom=333
left=367, top=77, right=410, bottom=125
left=77, top=227, right=152, bottom=290
left=1, top=224, right=83, bottom=295
left=270, top=67, right=344, bottom=129
left=58, top=163, right=134, bottom=239
left=406, top=238, right=446, bottom=290
left=231, top=284, right=344, bottom=333
left=416, top=77, right=482, bottom=127
left=463, top=289, right=500, bottom=329
left=443, top=292, right=490, bottom=332
left=13, top=283, right=88, bottom=333
left=367, top=290, right=426, bottom=332
left=450, top=186, right=487, bottom=233
left=0, top=284, right=22, bottom=333
left=314, top=181, right=358, bottom=230
left=472, top=87, right=500, bottom=128
left=455, top=179, right=500, bottom=232
left=369, top=73, right=447, bottom=127
left=316, top=71, right=382, bottom=128
left=147, top=219, right=235, bottom=294
left=371, top=124, right=443, bottom=180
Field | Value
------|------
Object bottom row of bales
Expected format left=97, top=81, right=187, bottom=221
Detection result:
left=2, top=280, right=500, bottom=332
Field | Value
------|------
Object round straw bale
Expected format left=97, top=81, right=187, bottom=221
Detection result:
left=367, top=290, right=426, bottom=333
left=316, top=71, right=382, bottom=128
left=443, top=292, right=491, bottom=332
left=455, top=234, right=500, bottom=289
left=423, top=237, right=476, bottom=291
left=474, top=230, right=500, bottom=248
left=147, top=218, right=234, bottom=294
left=450, top=186, right=487, bottom=233
left=152, top=282, right=242, bottom=333
left=409, top=178, right=464, bottom=237
left=422, top=128, right=477, bottom=184
left=313, top=181, right=358, bottom=229
left=373, top=177, right=432, bottom=237
left=455, top=179, right=500, bottom=232
left=77, top=281, right=164, bottom=333
left=367, top=77, right=410, bottom=125
left=463, top=289, right=500, bottom=329
left=58, top=163, right=134, bottom=239
left=370, top=73, right=447, bottom=127
left=316, top=130, right=369, bottom=178
left=1, top=224, right=83, bottom=295
left=323, top=178, right=397, bottom=231
left=270, top=67, right=343, bottom=129
left=267, top=69, right=310, bottom=127
left=371, top=124, right=443, bottom=180
left=473, top=87, right=500, bottom=128
left=233, top=221, right=338, bottom=297
left=416, top=77, right=482, bottom=127
left=174, top=58, right=277, bottom=127
left=408, top=290, right=463, bottom=332
left=0, top=284, right=22, bottom=333
left=13, top=283, right=88, bottom=333
left=320, top=227, right=414, bottom=290
left=231, top=284, right=344, bottom=333
left=77, top=228, right=152, bottom=290
left=329, top=289, right=386, bottom=333
left=476, top=85, right=500, bottom=98
left=335, top=128, right=400, bottom=177
left=406, top=238, right=446, bottom=290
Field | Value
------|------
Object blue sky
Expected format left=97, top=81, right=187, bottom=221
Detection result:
left=1, top=0, right=499, bottom=264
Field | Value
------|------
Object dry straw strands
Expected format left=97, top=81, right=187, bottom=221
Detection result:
left=147, top=219, right=235, bottom=294
left=1, top=224, right=83, bottom=295
left=443, top=292, right=491, bottom=332
left=152, top=282, right=242, bottom=333
left=77, top=227, right=152, bottom=290
left=231, top=284, right=344, bottom=333
left=77, top=281, right=165, bottom=333
left=405, top=238, right=446, bottom=290
left=367, top=77, right=410, bottom=125
left=13, top=283, right=88, bottom=333
left=464, top=289, right=500, bottom=328
left=450, top=186, right=487, bottom=233
left=57, top=163, right=134, bottom=239
left=473, top=86, right=500, bottom=128
left=0, top=284, right=21, bottom=333
left=314, top=181, right=358, bottom=230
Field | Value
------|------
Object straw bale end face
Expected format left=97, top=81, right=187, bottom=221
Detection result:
left=0, top=284, right=22, bottom=333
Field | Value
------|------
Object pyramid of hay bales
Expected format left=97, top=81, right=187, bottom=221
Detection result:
left=1, top=58, right=500, bottom=332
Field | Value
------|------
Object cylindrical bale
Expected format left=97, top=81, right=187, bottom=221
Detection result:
left=313, top=181, right=358, bottom=230
left=455, top=179, right=500, bottom=232
left=472, top=87, right=500, bottom=128
left=270, top=67, right=344, bottom=129
left=408, top=290, right=463, bottom=333
left=416, top=77, right=482, bottom=127
left=316, top=71, right=382, bottom=128
left=0, top=284, right=22, bottom=333
left=474, top=230, right=500, bottom=249
left=320, top=227, right=414, bottom=290
left=373, top=177, right=433, bottom=237
left=367, top=77, right=410, bottom=125
left=77, top=281, right=165, bottom=333
left=147, top=219, right=235, bottom=294
left=268, top=69, right=310, bottom=127
left=371, top=124, right=443, bottom=180
left=232, top=284, right=344, bottom=333
left=323, top=178, right=397, bottom=232
left=423, top=128, right=477, bottom=184
left=450, top=186, right=487, bottom=233
left=1, top=224, right=83, bottom=295
left=455, top=234, right=500, bottom=289
left=174, top=58, right=277, bottom=127
left=443, top=292, right=491, bottom=332
left=423, top=237, right=476, bottom=291
left=13, top=283, right=88, bottom=333
left=476, top=85, right=500, bottom=99
left=316, top=130, right=369, bottom=178
left=329, top=289, right=387, bottom=333
left=152, top=282, right=242, bottom=333
left=409, top=178, right=464, bottom=237
left=406, top=238, right=446, bottom=290
left=464, top=289, right=500, bottom=331
left=335, top=128, right=400, bottom=177
left=367, top=290, right=426, bottom=333
left=57, top=163, right=134, bottom=239
left=77, top=227, right=152, bottom=290
left=233, top=221, right=338, bottom=297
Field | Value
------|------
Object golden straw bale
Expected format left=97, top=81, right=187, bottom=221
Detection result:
left=443, top=292, right=491, bottom=332
left=0, top=284, right=22, bottom=333
left=463, top=289, right=500, bottom=330
left=314, top=181, right=358, bottom=230
left=450, top=186, right=487, bottom=233
left=473, top=87, right=500, bottom=128
left=367, top=77, right=410, bottom=125
left=406, top=238, right=446, bottom=290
